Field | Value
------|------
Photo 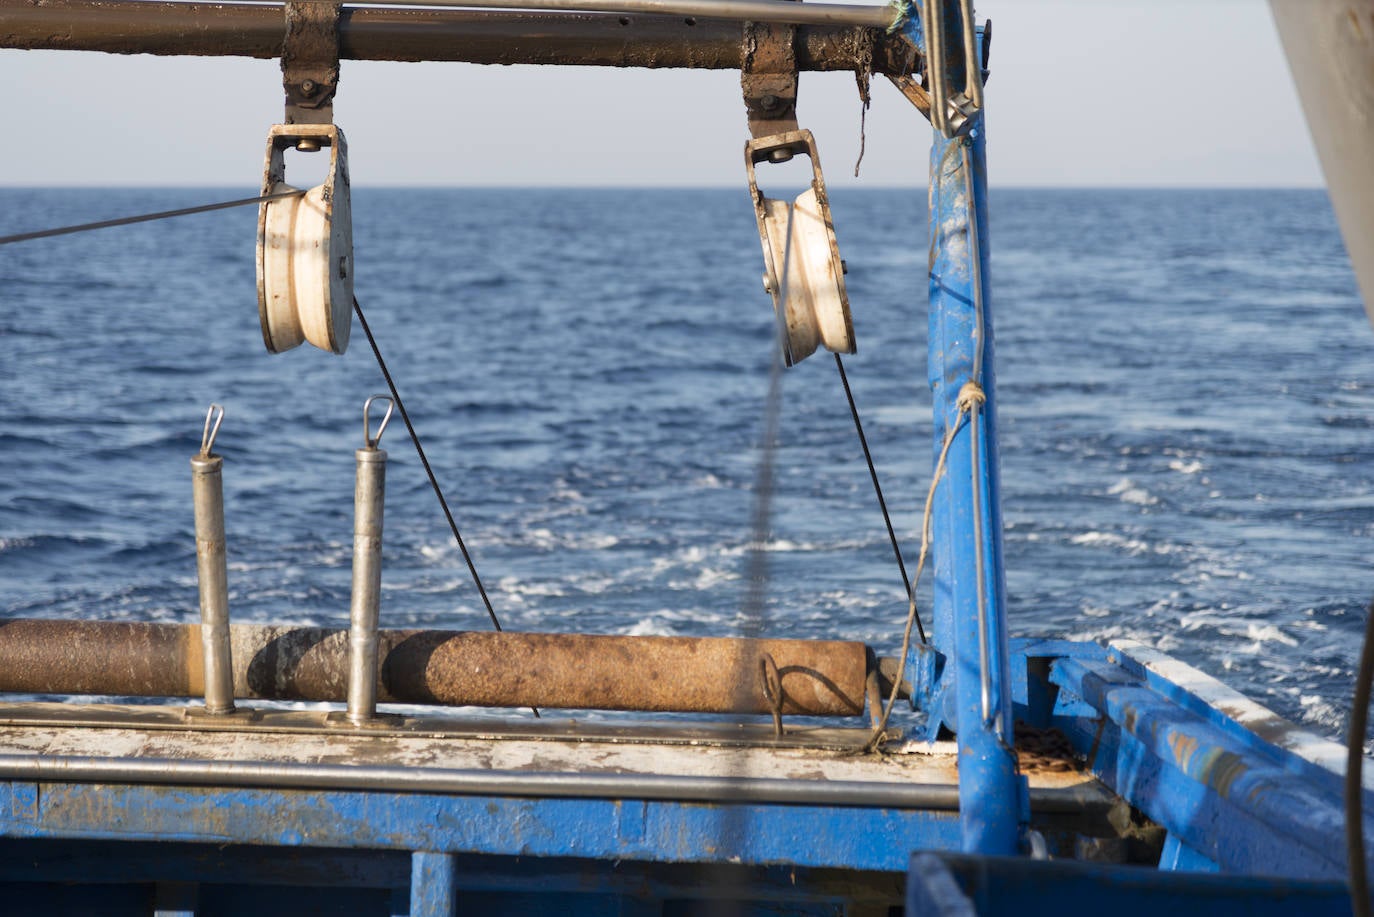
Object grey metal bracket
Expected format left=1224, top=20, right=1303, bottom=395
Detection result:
left=282, top=1, right=342, bottom=126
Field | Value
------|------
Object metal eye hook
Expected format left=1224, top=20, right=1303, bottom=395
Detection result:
left=759, top=652, right=785, bottom=737
left=363, top=395, right=395, bottom=449
left=200, top=404, right=225, bottom=457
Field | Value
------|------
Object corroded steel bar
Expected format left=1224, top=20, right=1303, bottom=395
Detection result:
left=0, top=620, right=867, bottom=716
left=324, top=0, right=897, bottom=29
left=0, top=752, right=975, bottom=809
left=0, top=0, right=917, bottom=74
left=0, top=750, right=1122, bottom=810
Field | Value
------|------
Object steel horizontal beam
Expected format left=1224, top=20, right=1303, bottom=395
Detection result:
left=0, top=0, right=919, bottom=73
left=0, top=619, right=868, bottom=715
left=0, top=779, right=959, bottom=872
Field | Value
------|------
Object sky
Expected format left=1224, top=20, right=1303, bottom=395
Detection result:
left=0, top=0, right=1324, bottom=187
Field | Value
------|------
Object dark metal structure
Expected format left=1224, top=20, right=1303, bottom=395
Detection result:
left=0, top=0, right=916, bottom=72
left=1, top=2, right=1371, bottom=915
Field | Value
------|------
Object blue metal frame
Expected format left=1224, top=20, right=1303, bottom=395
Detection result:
left=0, top=779, right=968, bottom=913
left=907, top=2, right=1023, bottom=856
left=8, top=5, right=1374, bottom=915
left=998, top=639, right=1374, bottom=886
left=0, top=781, right=960, bottom=871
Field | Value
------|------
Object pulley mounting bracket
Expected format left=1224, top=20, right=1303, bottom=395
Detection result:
left=740, top=17, right=799, bottom=142
left=282, top=1, right=342, bottom=128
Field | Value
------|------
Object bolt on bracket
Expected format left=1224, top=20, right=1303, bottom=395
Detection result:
left=282, top=1, right=342, bottom=127
left=741, top=17, right=799, bottom=141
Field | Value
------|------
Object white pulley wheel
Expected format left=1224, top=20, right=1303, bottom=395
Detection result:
left=761, top=188, right=854, bottom=365
left=256, top=124, right=353, bottom=355
left=745, top=129, right=854, bottom=367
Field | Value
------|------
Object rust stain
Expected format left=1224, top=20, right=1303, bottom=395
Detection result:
left=1167, top=732, right=1199, bottom=770
left=0, top=619, right=868, bottom=717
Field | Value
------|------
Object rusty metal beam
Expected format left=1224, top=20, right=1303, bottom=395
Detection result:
left=0, top=0, right=917, bottom=74
left=0, top=620, right=868, bottom=716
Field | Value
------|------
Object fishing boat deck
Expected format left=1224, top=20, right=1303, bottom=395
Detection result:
left=0, top=696, right=1137, bottom=917
left=0, top=701, right=1107, bottom=807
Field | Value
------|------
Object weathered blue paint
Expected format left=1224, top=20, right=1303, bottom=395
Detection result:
left=1007, top=638, right=1110, bottom=726
left=910, top=1, right=1021, bottom=855
left=410, top=851, right=456, bottom=917
left=1158, top=833, right=1222, bottom=873
left=908, top=852, right=1352, bottom=917
left=903, top=638, right=945, bottom=713
left=1048, top=653, right=1374, bottom=879
left=0, top=781, right=961, bottom=873
left=1107, top=646, right=1347, bottom=798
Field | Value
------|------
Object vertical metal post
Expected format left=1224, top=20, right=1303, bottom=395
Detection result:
left=920, top=5, right=1022, bottom=855
left=347, top=396, right=393, bottom=724
left=190, top=404, right=235, bottom=715
left=410, top=851, right=457, bottom=917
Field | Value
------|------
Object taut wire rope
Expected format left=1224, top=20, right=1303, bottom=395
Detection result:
left=0, top=190, right=306, bottom=247
left=833, top=353, right=926, bottom=644
left=350, top=296, right=538, bottom=716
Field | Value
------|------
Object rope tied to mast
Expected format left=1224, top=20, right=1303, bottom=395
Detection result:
left=864, top=378, right=984, bottom=752
left=956, top=380, right=985, bottom=413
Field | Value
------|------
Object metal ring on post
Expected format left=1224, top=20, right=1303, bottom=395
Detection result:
left=364, top=394, right=394, bottom=450
left=759, top=652, right=785, bottom=737
left=200, top=403, right=224, bottom=457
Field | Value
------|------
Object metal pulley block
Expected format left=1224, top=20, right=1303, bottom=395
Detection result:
left=256, top=123, right=353, bottom=354
left=745, top=129, right=854, bottom=366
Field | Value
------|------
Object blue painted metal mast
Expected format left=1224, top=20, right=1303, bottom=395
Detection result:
left=912, top=1, right=1025, bottom=855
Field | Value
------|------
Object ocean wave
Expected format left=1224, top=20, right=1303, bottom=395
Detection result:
left=1107, top=477, right=1158, bottom=506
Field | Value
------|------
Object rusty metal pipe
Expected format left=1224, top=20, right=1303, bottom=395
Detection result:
left=0, top=1, right=917, bottom=74
left=312, top=0, right=899, bottom=29
left=0, top=620, right=868, bottom=716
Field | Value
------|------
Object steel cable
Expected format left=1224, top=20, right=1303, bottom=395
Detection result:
left=0, top=190, right=306, bottom=247
left=833, top=353, right=926, bottom=643
left=351, top=296, right=538, bottom=718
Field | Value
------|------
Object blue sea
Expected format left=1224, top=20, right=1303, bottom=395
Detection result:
left=0, top=187, right=1370, bottom=741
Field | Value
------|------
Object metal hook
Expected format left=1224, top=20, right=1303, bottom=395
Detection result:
left=363, top=395, right=394, bottom=449
left=200, top=404, right=225, bottom=457
left=759, top=652, right=785, bottom=737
